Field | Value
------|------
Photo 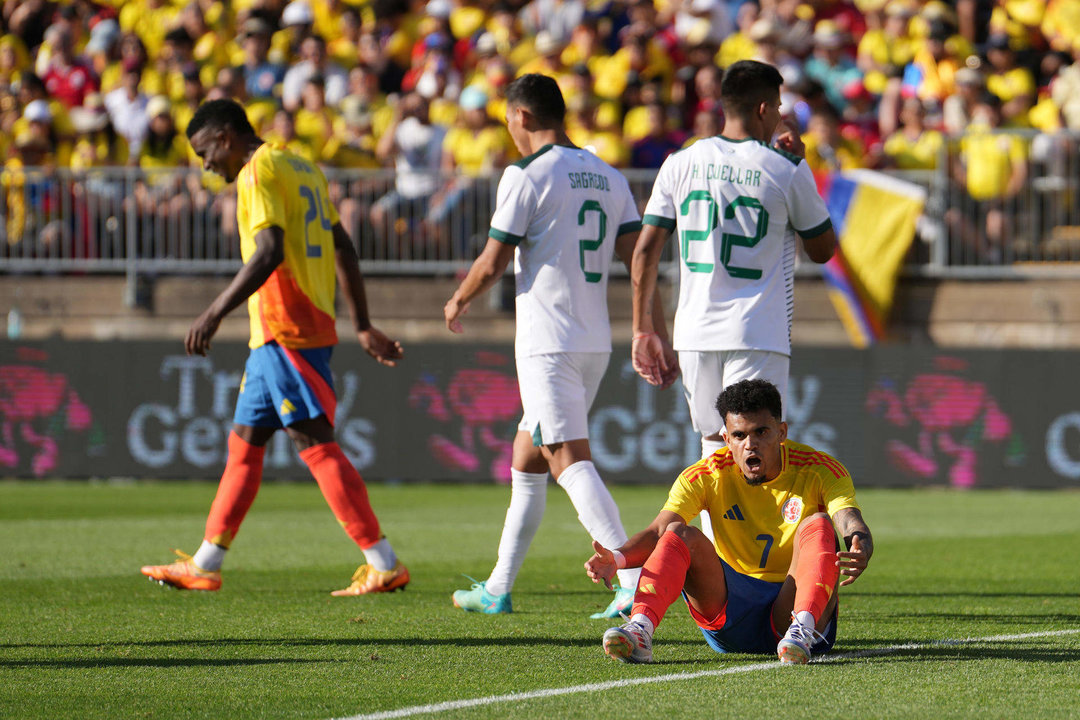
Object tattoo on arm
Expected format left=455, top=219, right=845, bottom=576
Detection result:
left=834, top=507, right=873, bottom=558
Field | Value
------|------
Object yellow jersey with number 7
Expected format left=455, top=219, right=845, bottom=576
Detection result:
left=662, top=440, right=861, bottom=583
left=236, top=143, right=341, bottom=349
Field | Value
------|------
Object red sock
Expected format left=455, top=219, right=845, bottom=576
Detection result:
left=300, top=442, right=382, bottom=548
left=792, top=515, right=840, bottom=622
left=631, top=531, right=692, bottom=630
left=204, top=432, right=265, bottom=548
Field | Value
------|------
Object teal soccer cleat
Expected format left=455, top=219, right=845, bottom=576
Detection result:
left=590, top=585, right=635, bottom=619
left=452, top=581, right=512, bottom=614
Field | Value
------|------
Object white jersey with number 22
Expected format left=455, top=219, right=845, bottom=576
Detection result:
left=643, top=136, right=832, bottom=356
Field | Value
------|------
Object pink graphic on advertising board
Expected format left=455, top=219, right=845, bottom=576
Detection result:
left=408, top=351, right=521, bottom=482
left=0, top=348, right=97, bottom=476
left=866, top=357, right=1024, bottom=487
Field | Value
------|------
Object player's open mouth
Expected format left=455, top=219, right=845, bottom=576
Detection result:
left=745, top=456, right=762, bottom=471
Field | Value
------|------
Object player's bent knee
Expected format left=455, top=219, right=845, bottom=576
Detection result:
left=797, top=512, right=831, bottom=531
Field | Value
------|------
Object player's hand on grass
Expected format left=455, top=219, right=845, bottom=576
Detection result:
left=585, top=540, right=617, bottom=591
left=185, top=309, right=222, bottom=356
left=632, top=333, right=672, bottom=387
left=837, top=534, right=869, bottom=586
left=358, top=326, right=404, bottom=367
left=774, top=119, right=805, bottom=158
left=444, top=297, right=469, bottom=333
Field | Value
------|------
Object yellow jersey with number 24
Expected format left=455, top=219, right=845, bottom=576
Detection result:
left=236, top=143, right=341, bottom=350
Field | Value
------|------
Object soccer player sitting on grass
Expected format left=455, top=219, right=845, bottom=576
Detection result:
left=140, top=99, right=408, bottom=597
left=586, top=379, right=873, bottom=664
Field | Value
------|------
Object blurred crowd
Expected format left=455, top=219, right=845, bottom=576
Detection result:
left=2, top=0, right=1080, bottom=261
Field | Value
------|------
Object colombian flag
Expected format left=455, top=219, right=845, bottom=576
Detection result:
left=820, top=170, right=926, bottom=347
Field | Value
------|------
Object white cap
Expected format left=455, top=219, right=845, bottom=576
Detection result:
left=24, top=99, right=52, bottom=123
left=281, top=1, right=314, bottom=26
left=426, top=0, right=451, bottom=18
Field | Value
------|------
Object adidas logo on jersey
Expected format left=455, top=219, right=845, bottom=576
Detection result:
left=722, top=504, right=745, bottom=521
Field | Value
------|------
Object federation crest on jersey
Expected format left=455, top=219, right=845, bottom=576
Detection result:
left=781, top=497, right=803, bottom=524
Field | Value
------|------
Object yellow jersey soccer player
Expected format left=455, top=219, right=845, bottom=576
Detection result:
left=586, top=379, right=873, bottom=664
left=140, top=98, right=408, bottom=596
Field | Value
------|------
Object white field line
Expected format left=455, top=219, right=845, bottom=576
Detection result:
left=334, top=628, right=1080, bottom=720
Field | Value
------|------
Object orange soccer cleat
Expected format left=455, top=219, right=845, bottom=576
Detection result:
left=140, top=550, right=222, bottom=591
left=331, top=562, right=410, bottom=596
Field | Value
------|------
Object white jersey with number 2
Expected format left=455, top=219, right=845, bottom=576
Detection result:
left=488, top=143, right=642, bottom=358
left=643, top=136, right=832, bottom=356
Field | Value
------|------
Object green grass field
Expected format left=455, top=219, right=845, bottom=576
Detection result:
left=1, top=481, right=1078, bottom=719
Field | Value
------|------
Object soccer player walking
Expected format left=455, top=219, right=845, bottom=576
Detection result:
left=587, top=379, right=873, bottom=664
left=630, top=60, right=837, bottom=538
left=444, top=74, right=677, bottom=618
left=141, top=99, right=409, bottom=596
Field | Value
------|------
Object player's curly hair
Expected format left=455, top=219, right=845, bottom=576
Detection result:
left=715, top=379, right=782, bottom=422
left=185, top=98, right=256, bottom=141
left=505, top=73, right=566, bottom=128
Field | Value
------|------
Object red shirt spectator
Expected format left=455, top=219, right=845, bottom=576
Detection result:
left=42, top=28, right=98, bottom=108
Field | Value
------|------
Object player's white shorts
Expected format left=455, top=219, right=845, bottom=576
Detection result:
left=679, top=350, right=789, bottom=436
left=516, top=352, right=609, bottom=446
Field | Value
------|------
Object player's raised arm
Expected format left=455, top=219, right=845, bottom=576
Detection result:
left=185, top=225, right=285, bottom=356
left=443, top=236, right=515, bottom=333
left=332, top=222, right=403, bottom=366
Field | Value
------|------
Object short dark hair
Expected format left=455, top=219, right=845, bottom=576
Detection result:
left=720, top=60, right=784, bottom=122
left=505, top=73, right=565, bottom=128
left=715, top=379, right=783, bottom=422
left=186, top=98, right=256, bottom=140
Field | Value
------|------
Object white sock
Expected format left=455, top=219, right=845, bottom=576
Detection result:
left=630, top=613, right=655, bottom=636
left=616, top=566, right=641, bottom=591
left=192, top=540, right=226, bottom=571
left=485, top=469, right=548, bottom=596
left=698, top=438, right=726, bottom=543
left=701, top=437, right=726, bottom=458
left=794, top=609, right=816, bottom=630
left=362, top=537, right=397, bottom=572
left=556, top=460, right=635, bottom=583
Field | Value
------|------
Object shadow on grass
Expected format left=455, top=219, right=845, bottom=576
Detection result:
left=0, top=635, right=707, bottom=652
left=0, top=657, right=331, bottom=669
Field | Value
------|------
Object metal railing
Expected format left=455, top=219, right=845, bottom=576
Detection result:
left=2, top=130, right=1079, bottom=293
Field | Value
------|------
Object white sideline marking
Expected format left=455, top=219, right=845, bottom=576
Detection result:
left=334, top=628, right=1080, bottom=720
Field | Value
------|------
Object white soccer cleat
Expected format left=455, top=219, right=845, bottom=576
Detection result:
left=603, top=620, right=653, bottom=664
left=777, top=612, right=827, bottom=664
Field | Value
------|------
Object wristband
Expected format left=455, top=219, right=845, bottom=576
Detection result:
left=846, top=531, right=870, bottom=547
left=632, top=332, right=656, bottom=341
left=610, top=549, right=627, bottom=569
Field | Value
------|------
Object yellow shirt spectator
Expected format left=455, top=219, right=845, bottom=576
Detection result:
left=295, top=107, right=340, bottom=159
left=716, top=32, right=757, bottom=69
left=443, top=125, right=513, bottom=177
left=883, top=128, right=944, bottom=169
left=450, top=5, right=487, bottom=41
left=959, top=126, right=1028, bottom=200
left=1041, top=0, right=1080, bottom=50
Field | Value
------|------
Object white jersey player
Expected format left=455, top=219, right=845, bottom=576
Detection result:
left=631, top=61, right=836, bottom=535
left=444, top=74, right=677, bottom=618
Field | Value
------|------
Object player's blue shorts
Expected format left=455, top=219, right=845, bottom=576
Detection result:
left=234, top=342, right=336, bottom=429
left=684, top=557, right=837, bottom=655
